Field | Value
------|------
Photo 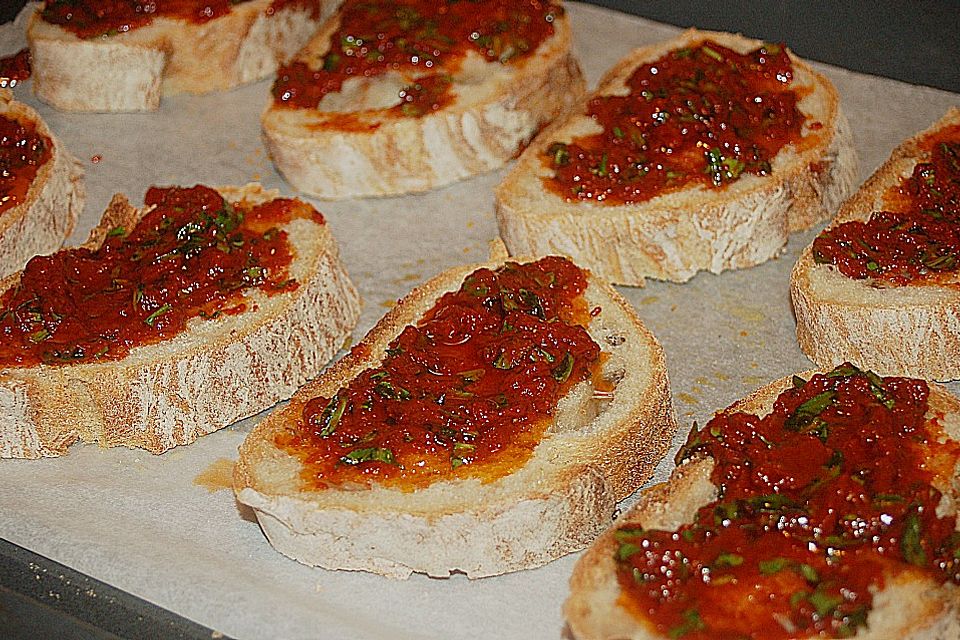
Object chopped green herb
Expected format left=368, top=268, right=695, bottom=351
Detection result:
left=701, top=45, right=724, bottom=62
left=340, top=447, right=396, bottom=466
left=106, top=226, right=126, bottom=238
left=551, top=352, right=574, bottom=382
left=901, top=508, right=927, bottom=566
left=758, top=557, right=789, bottom=574
left=668, top=609, right=705, bottom=639
left=714, top=552, right=743, bottom=567
left=144, top=303, right=172, bottom=327
left=314, top=396, right=347, bottom=438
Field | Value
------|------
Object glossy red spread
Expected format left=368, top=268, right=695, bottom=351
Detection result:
left=543, top=41, right=809, bottom=204
left=614, top=364, right=960, bottom=639
left=272, top=0, right=561, bottom=116
left=41, top=0, right=320, bottom=39
left=813, top=124, right=960, bottom=285
left=0, top=113, right=51, bottom=217
left=0, top=185, right=317, bottom=367
left=275, top=256, right=601, bottom=490
left=0, top=49, right=31, bottom=88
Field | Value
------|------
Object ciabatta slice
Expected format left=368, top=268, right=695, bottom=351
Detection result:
left=0, top=183, right=360, bottom=458
left=792, top=108, right=960, bottom=381
left=496, top=29, right=858, bottom=286
left=234, top=255, right=677, bottom=578
left=0, top=89, right=82, bottom=277
left=262, top=1, right=585, bottom=199
left=566, top=368, right=960, bottom=640
left=27, top=0, right=336, bottom=112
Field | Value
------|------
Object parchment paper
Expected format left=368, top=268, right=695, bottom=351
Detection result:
left=1, top=4, right=958, bottom=639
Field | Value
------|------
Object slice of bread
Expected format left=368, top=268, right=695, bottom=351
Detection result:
left=0, top=89, right=82, bottom=277
left=27, top=0, right=336, bottom=112
left=0, top=183, right=360, bottom=458
left=496, top=29, right=858, bottom=286
left=233, top=255, right=677, bottom=578
left=792, top=108, right=960, bottom=381
left=262, top=1, right=585, bottom=199
left=565, top=367, right=960, bottom=640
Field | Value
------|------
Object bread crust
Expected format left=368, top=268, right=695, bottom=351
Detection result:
left=791, top=107, right=960, bottom=381
left=27, top=1, right=335, bottom=112
left=0, top=183, right=361, bottom=458
left=495, top=29, right=858, bottom=286
left=0, top=89, right=83, bottom=277
left=565, top=372, right=960, bottom=640
left=261, top=3, right=585, bottom=199
left=234, top=256, right=678, bottom=578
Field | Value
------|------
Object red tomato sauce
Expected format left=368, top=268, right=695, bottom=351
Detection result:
left=0, top=49, right=31, bottom=88
left=272, top=0, right=561, bottom=116
left=275, top=256, right=602, bottom=490
left=40, top=0, right=321, bottom=39
left=614, top=364, right=960, bottom=639
left=0, top=185, right=317, bottom=367
left=0, top=113, right=51, bottom=217
left=813, top=124, right=960, bottom=285
left=542, top=41, right=809, bottom=204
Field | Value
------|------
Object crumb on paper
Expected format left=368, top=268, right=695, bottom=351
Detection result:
left=90, top=154, right=102, bottom=164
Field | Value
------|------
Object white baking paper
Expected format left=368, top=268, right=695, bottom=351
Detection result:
left=0, top=3, right=958, bottom=639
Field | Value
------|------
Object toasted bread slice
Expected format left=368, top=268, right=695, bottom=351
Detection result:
left=0, top=183, right=360, bottom=458
left=234, top=255, right=677, bottom=578
left=262, top=0, right=585, bottom=199
left=0, top=89, right=82, bottom=277
left=27, top=0, right=336, bottom=112
left=792, top=108, right=960, bottom=381
left=566, top=367, right=960, bottom=640
left=496, top=29, right=858, bottom=286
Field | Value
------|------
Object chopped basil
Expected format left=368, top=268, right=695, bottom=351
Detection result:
left=493, top=352, right=516, bottom=370
left=901, top=508, right=927, bottom=566
left=797, top=563, right=819, bottom=584
left=144, top=303, right=172, bottom=327
left=784, top=390, right=835, bottom=439
left=315, top=396, right=347, bottom=437
left=668, top=609, right=705, bottom=639
left=713, top=552, right=743, bottom=567
left=758, top=557, right=789, bottom=574
left=451, top=442, right=475, bottom=468
left=547, top=142, right=570, bottom=167
left=28, top=329, right=50, bottom=344
left=106, top=226, right=126, bottom=238
left=518, top=288, right=545, bottom=319
left=551, top=352, right=574, bottom=382
left=616, top=542, right=641, bottom=561
left=374, top=380, right=410, bottom=401
left=339, top=447, right=396, bottom=466
left=807, top=587, right=843, bottom=618
left=701, top=45, right=724, bottom=62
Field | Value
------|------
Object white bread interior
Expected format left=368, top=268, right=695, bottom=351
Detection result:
left=0, top=183, right=361, bottom=458
left=234, top=256, right=677, bottom=578
left=495, top=28, right=858, bottom=286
